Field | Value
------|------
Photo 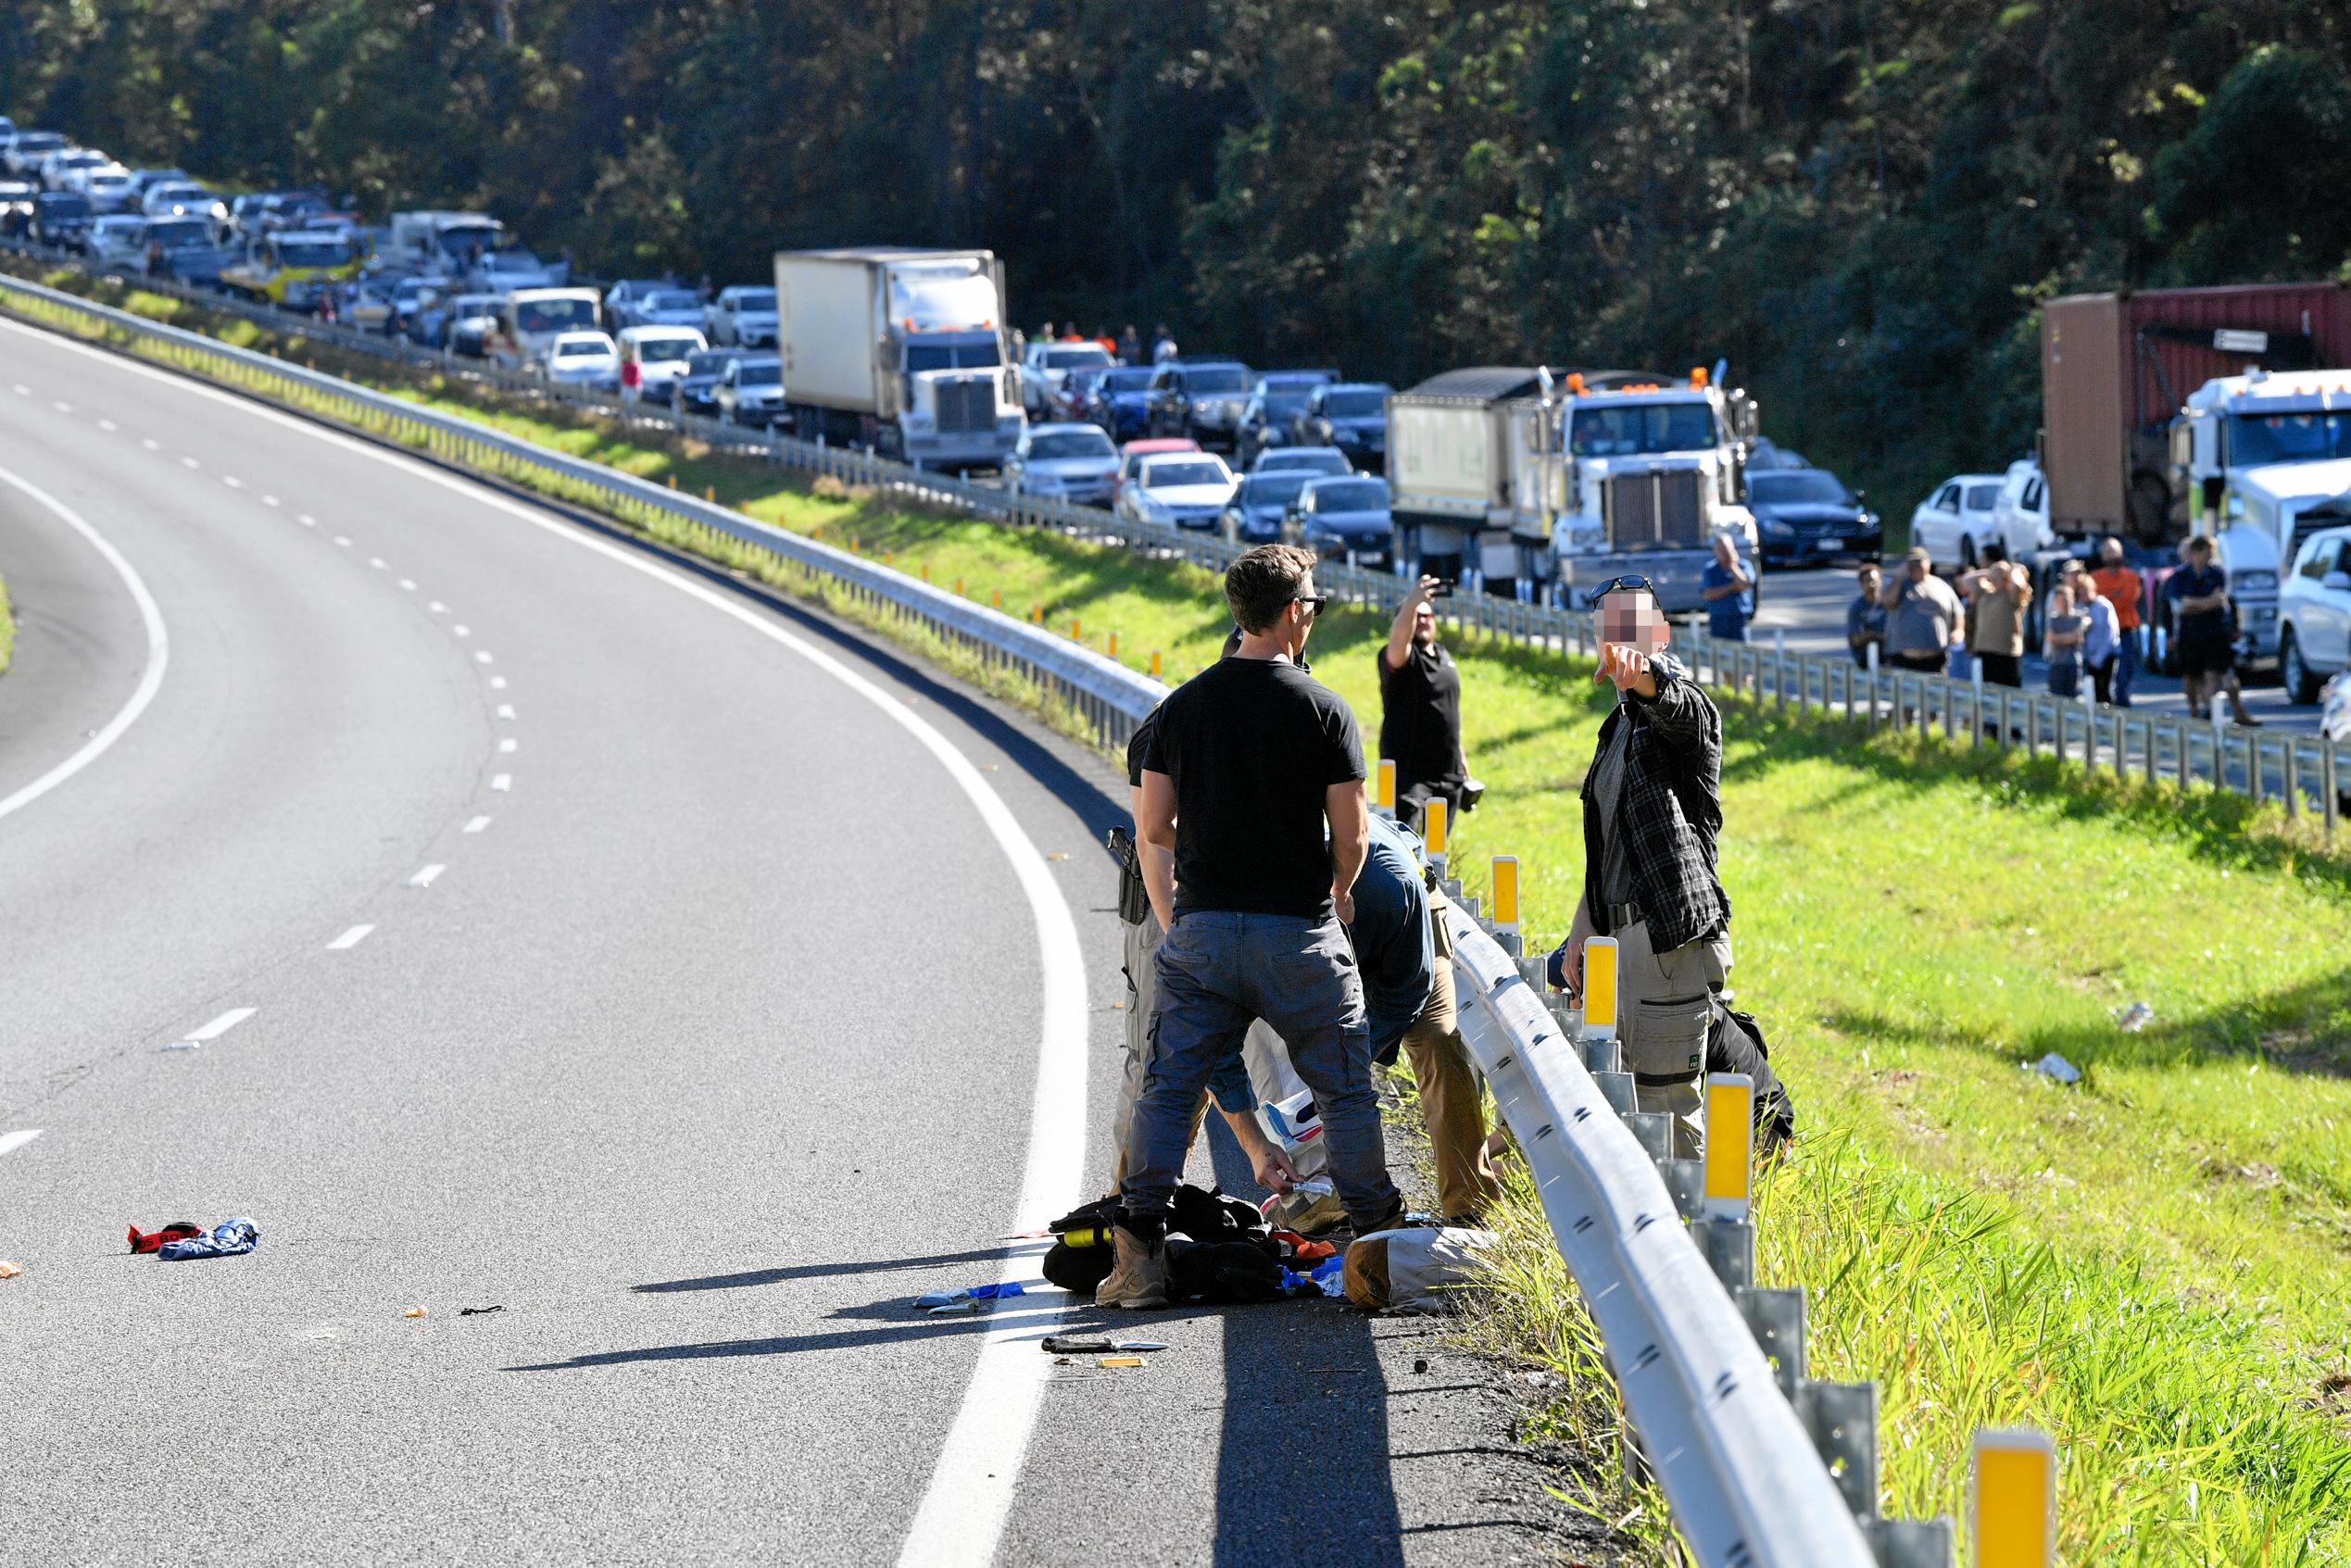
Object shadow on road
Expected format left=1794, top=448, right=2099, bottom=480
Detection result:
left=631, top=1247, right=1011, bottom=1293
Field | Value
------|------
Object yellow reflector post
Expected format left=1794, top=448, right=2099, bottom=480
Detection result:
left=1703, top=1073, right=1753, bottom=1221
left=1070, top=618, right=1082, bottom=640
left=1150, top=651, right=1163, bottom=678
left=1109, top=632, right=1120, bottom=658
left=1423, top=796, right=1449, bottom=859
left=991, top=588, right=1002, bottom=608
left=1031, top=604, right=1043, bottom=625
left=1375, top=759, right=1397, bottom=812
left=1490, top=856, right=1519, bottom=929
left=1583, top=936, right=1618, bottom=1037
left=1972, top=1429, right=2056, bottom=1568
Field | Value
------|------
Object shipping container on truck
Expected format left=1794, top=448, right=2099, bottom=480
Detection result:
left=2042, top=282, right=2351, bottom=542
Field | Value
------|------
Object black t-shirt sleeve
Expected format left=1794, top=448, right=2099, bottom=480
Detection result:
left=1128, top=706, right=1163, bottom=787
left=1326, top=695, right=1366, bottom=785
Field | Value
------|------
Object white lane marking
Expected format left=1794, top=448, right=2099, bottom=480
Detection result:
left=0, top=1129, right=44, bottom=1160
left=405, top=864, right=445, bottom=889
left=490, top=773, right=512, bottom=792
left=473, top=651, right=493, bottom=664
left=98, top=418, right=118, bottom=433
left=0, top=463, right=171, bottom=828
left=221, top=475, right=242, bottom=489
left=333, top=535, right=352, bottom=548
left=327, top=923, right=375, bottom=950
left=261, top=495, right=279, bottom=507
left=51, top=399, right=70, bottom=412
left=398, top=579, right=418, bottom=591
left=463, top=815, right=491, bottom=834
left=297, top=513, right=317, bottom=527
left=495, top=704, right=515, bottom=720
left=180, top=455, right=199, bottom=470
left=488, top=675, right=508, bottom=690
left=141, top=436, right=159, bottom=450
left=166, top=1007, right=257, bottom=1050
left=497, top=737, right=517, bottom=754
left=452, top=624, right=471, bottom=637
left=427, top=600, right=447, bottom=614
left=2, top=338, right=1094, bottom=1545
left=369, top=558, right=387, bottom=571
left=9, top=383, right=26, bottom=395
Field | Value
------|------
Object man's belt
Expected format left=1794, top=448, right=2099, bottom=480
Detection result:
left=1604, top=899, right=1643, bottom=931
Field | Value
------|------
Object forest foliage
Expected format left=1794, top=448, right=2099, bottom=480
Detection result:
left=6, top=0, right=2350, bottom=505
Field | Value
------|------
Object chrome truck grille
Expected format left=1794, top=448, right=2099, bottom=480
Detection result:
left=937, top=378, right=993, bottom=433
left=1603, top=468, right=1704, bottom=547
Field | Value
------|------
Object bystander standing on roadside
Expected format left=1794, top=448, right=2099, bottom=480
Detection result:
left=1700, top=533, right=1754, bottom=643
left=2044, top=583, right=2085, bottom=697
left=2064, top=561, right=2120, bottom=704
left=620, top=347, right=642, bottom=406
left=1151, top=323, right=1178, bottom=363
left=1551, top=576, right=1733, bottom=1158
left=2090, top=537, right=2144, bottom=706
left=1118, top=325, right=1141, bottom=365
left=1881, top=547, right=1963, bottom=674
left=2165, top=535, right=2258, bottom=723
left=1958, top=542, right=2030, bottom=687
left=1106, top=546, right=1404, bottom=1307
left=1378, top=576, right=1468, bottom=834
left=1847, top=562, right=1887, bottom=666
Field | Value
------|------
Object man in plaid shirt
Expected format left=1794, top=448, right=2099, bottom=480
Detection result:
left=1552, top=577, right=1732, bottom=1157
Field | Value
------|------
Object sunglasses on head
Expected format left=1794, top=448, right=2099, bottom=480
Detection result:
left=1586, top=574, right=1654, bottom=608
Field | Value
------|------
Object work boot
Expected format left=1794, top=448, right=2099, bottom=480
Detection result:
left=1093, top=1223, right=1169, bottom=1310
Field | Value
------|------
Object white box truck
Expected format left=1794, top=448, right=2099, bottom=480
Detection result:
left=1389, top=366, right=1759, bottom=610
left=773, top=246, right=1025, bottom=470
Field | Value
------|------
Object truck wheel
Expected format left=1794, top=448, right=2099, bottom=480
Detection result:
left=2282, top=629, right=2322, bottom=705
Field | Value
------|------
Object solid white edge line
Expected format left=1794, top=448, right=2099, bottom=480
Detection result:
left=0, top=1129, right=44, bottom=1159
left=327, top=923, right=375, bottom=950
left=183, top=1006, right=257, bottom=1042
left=406, top=863, right=445, bottom=888
left=0, top=319, right=1089, bottom=1564
left=0, top=464, right=171, bottom=827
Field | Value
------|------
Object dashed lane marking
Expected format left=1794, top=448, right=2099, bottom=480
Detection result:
left=463, top=816, right=491, bottom=834
left=452, top=624, right=471, bottom=638
left=0, top=1130, right=44, bottom=1160
left=164, top=1007, right=257, bottom=1050
left=221, top=475, right=242, bottom=489
left=488, top=676, right=508, bottom=690
left=497, top=738, right=517, bottom=754
left=496, top=704, right=515, bottom=720
left=405, top=864, right=445, bottom=889
left=98, top=419, right=117, bottom=432
left=327, top=924, right=375, bottom=951
left=490, top=774, right=512, bottom=792
left=474, top=651, right=493, bottom=664
left=398, top=579, right=417, bottom=591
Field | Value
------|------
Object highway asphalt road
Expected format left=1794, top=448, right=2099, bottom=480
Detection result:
left=0, top=318, right=1604, bottom=1564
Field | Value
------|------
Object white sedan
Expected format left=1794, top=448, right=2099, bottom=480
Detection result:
left=2278, top=524, right=2351, bottom=702
left=1908, top=471, right=2005, bottom=570
left=1114, top=452, right=1238, bottom=532
left=539, top=331, right=621, bottom=392
left=1005, top=423, right=1120, bottom=505
left=617, top=325, right=709, bottom=401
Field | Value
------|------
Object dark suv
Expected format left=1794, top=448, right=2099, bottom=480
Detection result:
left=1293, top=382, right=1393, bottom=462
left=1235, top=370, right=1339, bottom=468
left=1147, top=359, right=1255, bottom=446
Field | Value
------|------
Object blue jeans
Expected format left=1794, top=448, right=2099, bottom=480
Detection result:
left=1123, top=911, right=1400, bottom=1231
left=2113, top=627, right=2139, bottom=707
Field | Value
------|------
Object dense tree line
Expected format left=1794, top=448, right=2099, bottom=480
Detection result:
left=6, top=0, right=2349, bottom=506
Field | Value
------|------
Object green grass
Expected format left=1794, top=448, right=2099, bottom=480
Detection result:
left=15, top=262, right=2351, bottom=1562
left=0, top=570, right=14, bottom=675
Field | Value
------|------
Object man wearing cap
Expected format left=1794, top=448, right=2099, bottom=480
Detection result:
left=1550, top=577, right=1731, bottom=1157
left=1882, top=546, right=1963, bottom=674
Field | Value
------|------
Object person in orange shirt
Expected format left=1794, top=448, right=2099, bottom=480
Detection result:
left=2089, top=535, right=2144, bottom=707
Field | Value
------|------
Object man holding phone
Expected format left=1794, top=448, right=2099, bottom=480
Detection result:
left=1550, top=576, right=1732, bottom=1157
left=1378, top=575, right=1470, bottom=833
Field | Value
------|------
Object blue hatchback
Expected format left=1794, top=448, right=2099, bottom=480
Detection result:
left=1086, top=367, right=1161, bottom=441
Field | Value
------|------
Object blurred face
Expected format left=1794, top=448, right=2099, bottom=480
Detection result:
left=1905, top=556, right=1929, bottom=583
left=1714, top=533, right=1738, bottom=567
left=2101, top=537, right=2125, bottom=566
left=1413, top=604, right=1436, bottom=646
left=1599, top=588, right=1669, bottom=653
left=1859, top=568, right=1881, bottom=597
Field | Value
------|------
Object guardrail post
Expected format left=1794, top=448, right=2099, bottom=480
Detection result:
left=1796, top=1378, right=1880, bottom=1518
left=1774, top=628, right=1788, bottom=711
left=1866, top=640, right=1880, bottom=725
left=1735, top=1286, right=1806, bottom=1398
left=1863, top=1518, right=1956, bottom=1568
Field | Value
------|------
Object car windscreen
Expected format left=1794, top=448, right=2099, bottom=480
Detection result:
left=555, top=339, right=610, bottom=358
left=277, top=240, right=352, bottom=268
left=905, top=342, right=1002, bottom=371
left=1965, top=483, right=2001, bottom=510
left=1322, top=391, right=1386, bottom=419
left=485, top=250, right=543, bottom=271
left=1750, top=470, right=1854, bottom=505
left=2233, top=411, right=2351, bottom=467
left=144, top=219, right=207, bottom=248
left=635, top=334, right=699, bottom=361
left=515, top=298, right=597, bottom=332
left=1184, top=366, right=1251, bottom=394
left=1261, top=393, right=1312, bottom=417
left=151, top=185, right=209, bottom=206
left=1045, top=346, right=1110, bottom=370
left=1143, top=460, right=1228, bottom=488
left=438, top=228, right=500, bottom=258
left=685, top=352, right=731, bottom=376
left=1101, top=369, right=1155, bottom=392
left=736, top=363, right=783, bottom=385
left=39, top=194, right=91, bottom=218
left=1030, top=432, right=1113, bottom=460
left=1241, top=473, right=1311, bottom=508
left=646, top=291, right=698, bottom=311
left=1568, top=401, right=1716, bottom=456
left=1310, top=481, right=1388, bottom=512
left=734, top=289, right=776, bottom=311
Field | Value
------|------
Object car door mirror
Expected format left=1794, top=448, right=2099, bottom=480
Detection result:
left=2325, top=571, right=2351, bottom=593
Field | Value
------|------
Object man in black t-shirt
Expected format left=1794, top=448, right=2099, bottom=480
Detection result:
left=1377, top=575, right=1467, bottom=831
left=1103, top=546, right=1404, bottom=1307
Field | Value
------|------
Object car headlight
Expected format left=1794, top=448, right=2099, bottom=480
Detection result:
left=2236, top=571, right=2278, bottom=594
left=1760, top=519, right=1793, bottom=537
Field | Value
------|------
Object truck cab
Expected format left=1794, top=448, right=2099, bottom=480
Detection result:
left=2166, top=370, right=2351, bottom=663
left=219, top=230, right=363, bottom=311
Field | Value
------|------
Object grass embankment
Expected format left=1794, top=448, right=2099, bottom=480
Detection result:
left=0, top=571, right=14, bottom=674
left=14, top=264, right=2351, bottom=1562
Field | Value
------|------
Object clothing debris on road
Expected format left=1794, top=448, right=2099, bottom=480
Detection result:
left=156, top=1218, right=259, bottom=1261
left=915, top=1281, right=1029, bottom=1311
left=128, top=1222, right=205, bottom=1254
left=459, top=1305, right=505, bottom=1317
left=2028, top=1052, right=2083, bottom=1085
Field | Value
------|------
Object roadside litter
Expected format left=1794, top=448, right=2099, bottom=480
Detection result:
left=2118, top=1001, right=2155, bottom=1032
left=0, top=1261, right=20, bottom=1279
left=2028, top=1053, right=2083, bottom=1085
left=404, top=1306, right=429, bottom=1318
left=1342, top=1227, right=1497, bottom=1312
left=1099, top=1356, right=1146, bottom=1369
left=915, top=1282, right=1028, bottom=1312
left=1040, top=1336, right=1165, bottom=1354
left=128, top=1222, right=205, bottom=1254
left=138, top=1218, right=259, bottom=1261
left=459, top=1305, right=505, bottom=1317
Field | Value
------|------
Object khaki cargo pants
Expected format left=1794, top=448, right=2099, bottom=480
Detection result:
left=1610, top=918, right=1730, bottom=1160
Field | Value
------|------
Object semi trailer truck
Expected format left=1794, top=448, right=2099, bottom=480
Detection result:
left=1386, top=365, right=1758, bottom=612
left=772, top=246, right=1025, bottom=470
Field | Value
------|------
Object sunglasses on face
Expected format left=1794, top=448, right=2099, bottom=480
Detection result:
left=1294, top=593, right=1330, bottom=615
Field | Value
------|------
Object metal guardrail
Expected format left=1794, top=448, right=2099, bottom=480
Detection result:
left=0, top=267, right=2043, bottom=1564
left=6, top=242, right=2338, bottom=832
